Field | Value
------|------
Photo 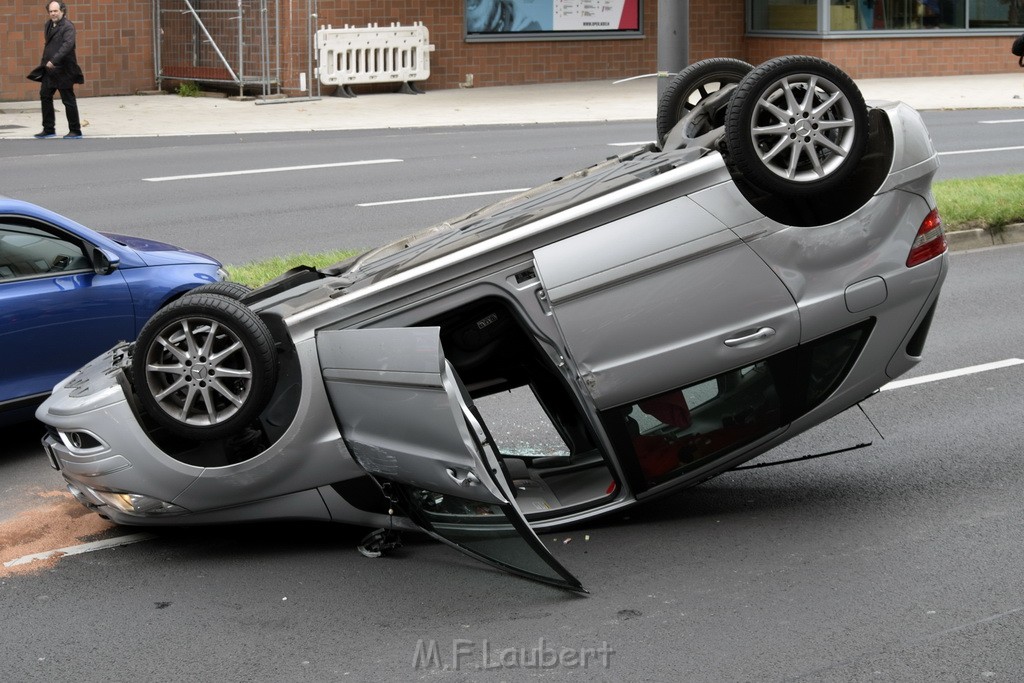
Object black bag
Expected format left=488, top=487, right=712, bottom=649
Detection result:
left=1013, top=33, right=1024, bottom=67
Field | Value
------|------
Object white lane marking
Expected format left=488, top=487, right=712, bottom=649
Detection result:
left=357, top=188, right=530, bottom=207
left=937, top=145, right=1024, bottom=157
left=609, top=141, right=654, bottom=147
left=143, top=158, right=403, bottom=182
left=880, top=358, right=1024, bottom=392
left=978, top=119, right=1024, bottom=124
left=3, top=532, right=158, bottom=568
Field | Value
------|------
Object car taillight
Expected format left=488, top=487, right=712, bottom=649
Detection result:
left=906, top=208, right=947, bottom=267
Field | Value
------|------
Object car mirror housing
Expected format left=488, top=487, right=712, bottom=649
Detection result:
left=91, top=246, right=120, bottom=275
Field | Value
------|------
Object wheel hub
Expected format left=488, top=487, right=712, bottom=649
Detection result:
left=793, top=119, right=814, bottom=138
left=747, top=72, right=859, bottom=182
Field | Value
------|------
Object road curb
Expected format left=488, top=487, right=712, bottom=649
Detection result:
left=947, top=223, right=1024, bottom=251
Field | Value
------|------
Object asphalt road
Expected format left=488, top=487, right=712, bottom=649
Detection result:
left=2, top=118, right=1024, bottom=681
left=1, top=110, right=1021, bottom=266
left=2, top=244, right=1023, bottom=681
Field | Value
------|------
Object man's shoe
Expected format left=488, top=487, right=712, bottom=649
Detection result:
left=63, top=132, right=83, bottom=139
left=33, top=131, right=57, bottom=139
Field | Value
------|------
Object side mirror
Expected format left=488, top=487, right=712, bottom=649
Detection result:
left=91, top=246, right=120, bottom=275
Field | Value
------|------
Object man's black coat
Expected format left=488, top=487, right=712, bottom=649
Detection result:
left=39, top=16, right=85, bottom=89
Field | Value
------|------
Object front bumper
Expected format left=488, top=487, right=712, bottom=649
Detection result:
left=37, top=343, right=204, bottom=523
left=35, top=339, right=376, bottom=528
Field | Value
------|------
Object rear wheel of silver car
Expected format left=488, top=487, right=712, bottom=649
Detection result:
left=132, top=293, right=278, bottom=441
left=656, top=58, right=754, bottom=144
left=724, top=55, right=868, bottom=198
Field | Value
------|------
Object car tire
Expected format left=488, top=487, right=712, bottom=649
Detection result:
left=132, top=293, right=278, bottom=441
left=656, top=58, right=754, bottom=145
left=724, top=55, right=868, bottom=198
left=185, top=281, right=253, bottom=300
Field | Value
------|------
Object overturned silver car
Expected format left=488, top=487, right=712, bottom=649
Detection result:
left=38, top=57, right=948, bottom=590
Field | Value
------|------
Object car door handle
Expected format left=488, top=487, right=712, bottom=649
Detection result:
left=446, top=468, right=480, bottom=487
left=724, top=327, right=776, bottom=347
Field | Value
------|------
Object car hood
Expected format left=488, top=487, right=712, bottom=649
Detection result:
left=102, top=232, right=221, bottom=268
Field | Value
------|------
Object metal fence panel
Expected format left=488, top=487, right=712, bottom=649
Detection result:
left=154, top=0, right=312, bottom=97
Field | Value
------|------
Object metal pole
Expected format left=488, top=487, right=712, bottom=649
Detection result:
left=260, top=0, right=270, bottom=97
left=238, top=0, right=244, bottom=97
left=153, top=0, right=162, bottom=90
left=307, top=0, right=315, bottom=98
left=657, top=0, right=689, bottom=100
left=275, top=0, right=281, bottom=94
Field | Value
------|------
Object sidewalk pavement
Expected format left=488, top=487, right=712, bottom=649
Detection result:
left=1, top=72, right=1022, bottom=139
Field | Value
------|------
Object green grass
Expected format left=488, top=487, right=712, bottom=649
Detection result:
left=175, top=81, right=202, bottom=97
left=223, top=175, right=1023, bottom=287
left=226, top=249, right=356, bottom=287
left=934, top=174, right=1024, bottom=232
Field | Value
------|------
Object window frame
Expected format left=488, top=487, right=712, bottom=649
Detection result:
left=747, top=0, right=1024, bottom=36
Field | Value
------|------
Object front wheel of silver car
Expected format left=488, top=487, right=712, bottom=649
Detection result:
left=132, top=293, right=278, bottom=441
left=724, top=55, right=868, bottom=198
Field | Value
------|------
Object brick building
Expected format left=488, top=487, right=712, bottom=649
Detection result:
left=2, top=1, right=1020, bottom=102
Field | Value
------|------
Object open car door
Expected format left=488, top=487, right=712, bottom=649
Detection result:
left=317, top=326, right=584, bottom=592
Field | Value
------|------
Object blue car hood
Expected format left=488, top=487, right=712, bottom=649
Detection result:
left=103, top=232, right=221, bottom=268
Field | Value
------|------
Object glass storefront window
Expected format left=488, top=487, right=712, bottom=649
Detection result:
left=751, top=0, right=821, bottom=31
left=750, top=0, right=1022, bottom=31
left=842, top=0, right=963, bottom=30
left=970, top=0, right=1024, bottom=27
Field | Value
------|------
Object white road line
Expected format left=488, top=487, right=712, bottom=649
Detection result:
left=880, top=358, right=1024, bottom=392
left=978, top=119, right=1024, bottom=124
left=609, top=141, right=654, bottom=147
left=3, top=532, right=158, bottom=568
left=937, top=145, right=1024, bottom=156
left=357, top=188, right=530, bottom=207
left=143, top=158, right=403, bottom=182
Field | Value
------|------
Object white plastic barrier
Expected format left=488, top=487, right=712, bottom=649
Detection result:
left=316, top=22, right=435, bottom=97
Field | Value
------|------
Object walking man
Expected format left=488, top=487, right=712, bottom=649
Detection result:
left=35, top=1, right=84, bottom=139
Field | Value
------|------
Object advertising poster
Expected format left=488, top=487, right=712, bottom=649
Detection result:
left=466, top=0, right=641, bottom=35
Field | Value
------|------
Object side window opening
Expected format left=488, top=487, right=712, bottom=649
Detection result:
left=623, top=361, right=783, bottom=486
left=475, top=386, right=571, bottom=459
left=605, top=320, right=875, bottom=491
left=424, top=297, right=619, bottom=519
left=0, top=220, right=90, bottom=280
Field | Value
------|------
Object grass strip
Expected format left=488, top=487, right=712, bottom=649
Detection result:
left=227, top=250, right=356, bottom=287
left=224, top=175, right=1023, bottom=287
left=934, top=174, right=1024, bottom=232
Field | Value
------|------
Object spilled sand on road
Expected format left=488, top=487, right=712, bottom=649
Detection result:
left=1, top=490, right=115, bottom=576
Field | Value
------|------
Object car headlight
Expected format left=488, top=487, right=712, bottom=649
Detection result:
left=92, top=490, right=188, bottom=516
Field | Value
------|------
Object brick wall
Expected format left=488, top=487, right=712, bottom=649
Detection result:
left=1, top=1, right=1019, bottom=103
left=690, top=0, right=747, bottom=60
left=745, top=35, right=1021, bottom=79
left=310, top=1, right=658, bottom=90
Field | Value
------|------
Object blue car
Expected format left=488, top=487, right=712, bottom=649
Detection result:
left=1, top=198, right=226, bottom=425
